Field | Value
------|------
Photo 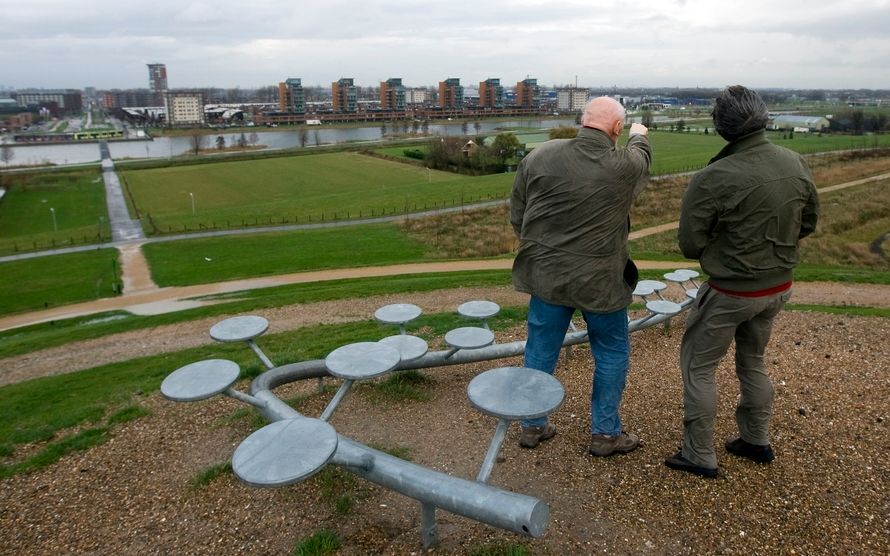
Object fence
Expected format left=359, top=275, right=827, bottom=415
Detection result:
left=2, top=233, right=113, bottom=256
left=144, top=192, right=510, bottom=236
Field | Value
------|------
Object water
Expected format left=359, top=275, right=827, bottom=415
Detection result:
left=4, top=118, right=576, bottom=167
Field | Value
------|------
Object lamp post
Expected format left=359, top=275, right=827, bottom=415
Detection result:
left=189, top=192, right=195, bottom=215
left=50, top=207, right=57, bottom=232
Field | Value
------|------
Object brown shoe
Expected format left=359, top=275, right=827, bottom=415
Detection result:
left=588, top=431, right=641, bottom=457
left=519, top=423, right=557, bottom=449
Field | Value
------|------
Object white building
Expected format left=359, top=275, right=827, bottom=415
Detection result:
left=769, top=115, right=829, bottom=132
left=557, top=87, right=589, bottom=112
left=164, top=91, right=205, bottom=126
left=406, top=88, right=430, bottom=105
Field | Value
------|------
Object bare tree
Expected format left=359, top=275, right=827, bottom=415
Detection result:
left=0, top=143, right=13, bottom=167
left=299, top=128, right=309, bottom=147
left=189, top=133, right=206, bottom=155
left=215, top=135, right=226, bottom=150
left=248, top=131, right=259, bottom=146
left=314, top=130, right=321, bottom=146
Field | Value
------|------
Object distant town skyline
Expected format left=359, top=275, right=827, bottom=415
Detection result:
left=3, top=0, right=889, bottom=91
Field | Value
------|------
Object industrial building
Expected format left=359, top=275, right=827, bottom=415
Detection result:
left=769, top=114, right=830, bottom=132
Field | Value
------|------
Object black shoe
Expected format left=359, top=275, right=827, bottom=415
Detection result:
left=664, top=451, right=718, bottom=478
left=725, top=437, right=775, bottom=463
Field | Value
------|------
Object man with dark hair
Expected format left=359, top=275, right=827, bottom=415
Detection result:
left=665, top=85, right=820, bottom=478
left=511, top=96, right=651, bottom=456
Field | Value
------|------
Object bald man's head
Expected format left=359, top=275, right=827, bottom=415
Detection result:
left=581, top=97, right=626, bottom=143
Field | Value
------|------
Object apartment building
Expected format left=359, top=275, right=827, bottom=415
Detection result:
left=332, top=78, right=358, bottom=113
left=438, top=78, right=463, bottom=109
left=516, top=78, right=541, bottom=108
left=380, top=78, right=406, bottom=111
left=164, top=91, right=205, bottom=126
left=279, top=78, right=306, bottom=113
left=478, top=78, right=504, bottom=108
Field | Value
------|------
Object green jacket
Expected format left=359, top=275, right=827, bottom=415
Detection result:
left=678, top=130, right=819, bottom=291
left=511, top=127, right=651, bottom=312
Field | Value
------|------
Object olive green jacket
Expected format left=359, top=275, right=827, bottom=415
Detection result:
left=511, top=127, right=651, bottom=312
left=678, top=130, right=819, bottom=291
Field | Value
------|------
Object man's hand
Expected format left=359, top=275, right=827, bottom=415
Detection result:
left=629, top=123, right=648, bottom=136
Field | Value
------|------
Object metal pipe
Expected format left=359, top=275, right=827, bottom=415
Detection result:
left=245, top=385, right=549, bottom=538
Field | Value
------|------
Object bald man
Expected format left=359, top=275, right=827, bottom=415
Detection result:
left=511, top=96, right=651, bottom=455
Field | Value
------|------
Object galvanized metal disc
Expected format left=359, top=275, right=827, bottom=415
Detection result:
left=467, top=367, right=564, bottom=420
left=444, top=326, right=495, bottom=350
left=161, top=359, right=240, bottom=402
left=663, top=271, right=690, bottom=283
left=674, top=269, right=700, bottom=279
left=636, top=279, right=667, bottom=291
left=325, top=342, right=401, bottom=380
left=232, top=418, right=338, bottom=487
left=646, top=300, right=682, bottom=315
left=379, top=334, right=429, bottom=362
left=457, top=300, right=501, bottom=320
left=374, top=303, right=422, bottom=325
left=633, top=283, right=655, bottom=296
left=686, top=288, right=699, bottom=299
left=209, top=315, right=269, bottom=342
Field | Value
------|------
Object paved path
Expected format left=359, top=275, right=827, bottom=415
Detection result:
left=0, top=259, right=689, bottom=331
left=99, top=142, right=144, bottom=242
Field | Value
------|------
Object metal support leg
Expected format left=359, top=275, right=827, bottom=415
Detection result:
left=224, top=387, right=268, bottom=409
left=421, top=502, right=438, bottom=548
left=247, top=340, right=276, bottom=370
left=320, top=379, right=354, bottom=421
left=476, top=418, right=509, bottom=483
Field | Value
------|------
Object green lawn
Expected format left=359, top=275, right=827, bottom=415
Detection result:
left=0, top=170, right=110, bottom=254
left=121, top=152, right=511, bottom=234
left=142, top=223, right=430, bottom=286
left=0, top=249, right=121, bottom=315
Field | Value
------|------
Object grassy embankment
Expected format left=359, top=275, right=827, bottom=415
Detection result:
left=1, top=151, right=889, bottom=482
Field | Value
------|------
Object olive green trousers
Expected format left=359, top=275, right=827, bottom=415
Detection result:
left=679, top=284, right=791, bottom=468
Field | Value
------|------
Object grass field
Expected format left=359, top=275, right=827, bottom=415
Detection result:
left=379, top=130, right=890, bottom=177
left=121, top=152, right=512, bottom=234
left=0, top=249, right=121, bottom=315
left=142, top=223, right=428, bottom=286
left=0, top=170, right=110, bottom=254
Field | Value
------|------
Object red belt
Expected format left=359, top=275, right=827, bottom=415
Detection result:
left=708, top=280, right=792, bottom=298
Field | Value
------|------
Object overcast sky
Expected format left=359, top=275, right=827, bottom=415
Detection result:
left=3, top=0, right=889, bottom=91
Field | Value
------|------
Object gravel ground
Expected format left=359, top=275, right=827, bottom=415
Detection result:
left=3, top=281, right=890, bottom=387
left=1, top=285, right=889, bottom=555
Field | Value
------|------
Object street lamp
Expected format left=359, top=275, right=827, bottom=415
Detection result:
left=189, top=192, right=195, bottom=215
left=50, top=207, right=57, bottom=232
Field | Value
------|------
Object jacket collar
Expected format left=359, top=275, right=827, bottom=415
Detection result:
left=578, top=126, right=616, bottom=147
left=709, top=129, right=769, bottom=164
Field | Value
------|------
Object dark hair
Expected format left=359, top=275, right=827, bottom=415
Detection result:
left=712, top=85, right=768, bottom=141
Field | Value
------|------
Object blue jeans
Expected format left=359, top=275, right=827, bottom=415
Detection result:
left=521, top=295, right=630, bottom=436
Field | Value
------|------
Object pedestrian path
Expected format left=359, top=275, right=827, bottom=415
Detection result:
left=99, top=141, right=144, bottom=242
